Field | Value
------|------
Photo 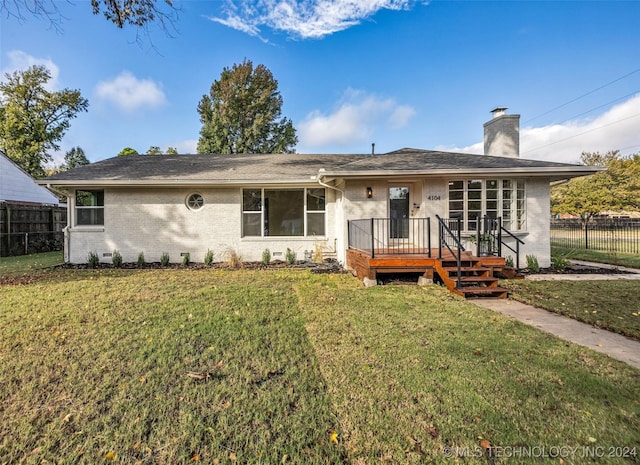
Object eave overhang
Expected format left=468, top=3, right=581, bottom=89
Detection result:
left=37, top=166, right=604, bottom=188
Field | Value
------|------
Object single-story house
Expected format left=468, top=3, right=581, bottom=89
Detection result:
left=39, top=109, right=599, bottom=279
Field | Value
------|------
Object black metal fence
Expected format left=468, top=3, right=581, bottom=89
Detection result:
left=550, top=218, right=640, bottom=254
left=0, top=203, right=66, bottom=257
left=347, top=218, right=431, bottom=258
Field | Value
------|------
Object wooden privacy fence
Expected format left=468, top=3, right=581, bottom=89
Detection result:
left=0, top=203, right=66, bottom=257
left=550, top=218, right=640, bottom=254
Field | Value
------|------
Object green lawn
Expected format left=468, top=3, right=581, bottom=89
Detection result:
left=1, top=268, right=639, bottom=464
left=503, top=280, right=640, bottom=341
left=551, top=246, right=640, bottom=269
left=0, top=250, right=63, bottom=277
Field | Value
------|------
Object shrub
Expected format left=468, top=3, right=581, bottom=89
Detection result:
left=224, top=247, right=243, bottom=268
left=551, top=255, right=570, bottom=271
left=526, top=254, right=540, bottom=273
left=137, top=252, right=145, bottom=267
left=285, top=248, right=297, bottom=265
left=262, top=248, right=271, bottom=265
left=505, top=255, right=514, bottom=268
left=160, top=252, right=170, bottom=267
left=112, top=249, right=123, bottom=268
left=312, top=244, right=324, bottom=264
left=87, top=251, right=99, bottom=268
left=182, top=253, right=190, bottom=266
left=204, top=249, right=214, bottom=266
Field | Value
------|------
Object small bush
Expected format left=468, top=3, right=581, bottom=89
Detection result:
left=526, top=254, right=540, bottom=273
left=182, top=253, right=190, bottom=266
left=224, top=247, right=243, bottom=268
left=505, top=255, right=514, bottom=268
left=204, top=249, right=214, bottom=266
left=137, top=252, right=145, bottom=267
left=262, top=248, right=271, bottom=265
left=551, top=255, right=570, bottom=271
left=160, top=252, right=170, bottom=267
left=285, top=248, right=297, bottom=265
left=312, top=244, right=324, bottom=264
left=112, top=249, right=123, bottom=268
left=87, top=251, right=99, bottom=268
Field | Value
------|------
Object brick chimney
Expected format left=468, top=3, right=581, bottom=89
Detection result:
left=483, top=107, right=520, bottom=158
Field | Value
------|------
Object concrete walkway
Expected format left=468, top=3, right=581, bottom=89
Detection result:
left=472, top=299, right=640, bottom=369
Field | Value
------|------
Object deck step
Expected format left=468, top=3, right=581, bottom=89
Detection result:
left=458, top=276, right=499, bottom=283
left=455, top=286, right=509, bottom=297
left=442, top=266, right=491, bottom=274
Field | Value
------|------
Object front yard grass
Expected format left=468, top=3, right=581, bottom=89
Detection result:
left=1, top=269, right=639, bottom=464
left=0, top=250, right=63, bottom=277
left=551, top=246, right=640, bottom=269
left=503, top=280, right=640, bottom=342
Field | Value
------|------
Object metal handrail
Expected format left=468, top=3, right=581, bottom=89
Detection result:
left=474, top=215, right=501, bottom=257
left=435, top=215, right=465, bottom=289
left=499, top=225, right=525, bottom=271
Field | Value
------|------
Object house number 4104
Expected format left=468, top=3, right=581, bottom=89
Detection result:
left=427, top=195, right=441, bottom=201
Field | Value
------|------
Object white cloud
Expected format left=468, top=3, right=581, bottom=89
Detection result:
left=210, top=0, right=413, bottom=39
left=2, top=50, right=60, bottom=89
left=174, top=139, right=198, bottom=154
left=298, top=89, right=416, bottom=149
left=388, top=105, right=416, bottom=129
left=95, top=71, right=167, bottom=112
left=435, top=94, right=640, bottom=164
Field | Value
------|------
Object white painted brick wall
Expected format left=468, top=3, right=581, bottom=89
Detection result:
left=519, top=178, right=551, bottom=268
left=67, top=187, right=337, bottom=264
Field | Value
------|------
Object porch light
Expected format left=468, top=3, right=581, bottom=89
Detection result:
left=366, top=186, right=373, bottom=199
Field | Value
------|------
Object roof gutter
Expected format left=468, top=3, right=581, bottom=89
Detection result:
left=318, top=166, right=604, bottom=180
left=35, top=178, right=320, bottom=188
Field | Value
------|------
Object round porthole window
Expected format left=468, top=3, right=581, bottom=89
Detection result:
left=186, top=193, right=204, bottom=210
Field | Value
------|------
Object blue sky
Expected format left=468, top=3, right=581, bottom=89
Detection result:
left=1, top=0, right=639, bottom=165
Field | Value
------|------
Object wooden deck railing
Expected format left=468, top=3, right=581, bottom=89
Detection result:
left=347, top=218, right=431, bottom=258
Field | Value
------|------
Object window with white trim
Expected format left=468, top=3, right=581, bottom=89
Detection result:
left=242, top=188, right=326, bottom=237
left=75, top=190, right=104, bottom=226
left=448, top=179, right=526, bottom=231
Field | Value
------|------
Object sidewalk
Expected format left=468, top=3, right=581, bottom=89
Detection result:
left=472, top=299, right=640, bottom=369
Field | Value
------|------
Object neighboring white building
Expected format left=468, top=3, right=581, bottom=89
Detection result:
left=39, top=111, right=600, bottom=268
left=1, top=151, right=59, bottom=205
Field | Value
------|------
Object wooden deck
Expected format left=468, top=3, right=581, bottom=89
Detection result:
left=347, top=248, right=509, bottom=298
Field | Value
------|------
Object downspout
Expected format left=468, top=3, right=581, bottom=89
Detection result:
left=316, top=175, right=345, bottom=264
left=316, top=175, right=345, bottom=195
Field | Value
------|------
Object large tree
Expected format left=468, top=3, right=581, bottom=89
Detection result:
left=1, top=0, right=177, bottom=32
left=551, top=150, right=640, bottom=224
left=197, top=60, right=297, bottom=154
left=0, top=65, right=89, bottom=178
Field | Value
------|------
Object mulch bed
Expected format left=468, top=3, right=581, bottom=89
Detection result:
left=51, top=258, right=348, bottom=274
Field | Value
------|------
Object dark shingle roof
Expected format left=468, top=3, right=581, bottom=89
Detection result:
left=41, top=149, right=599, bottom=186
